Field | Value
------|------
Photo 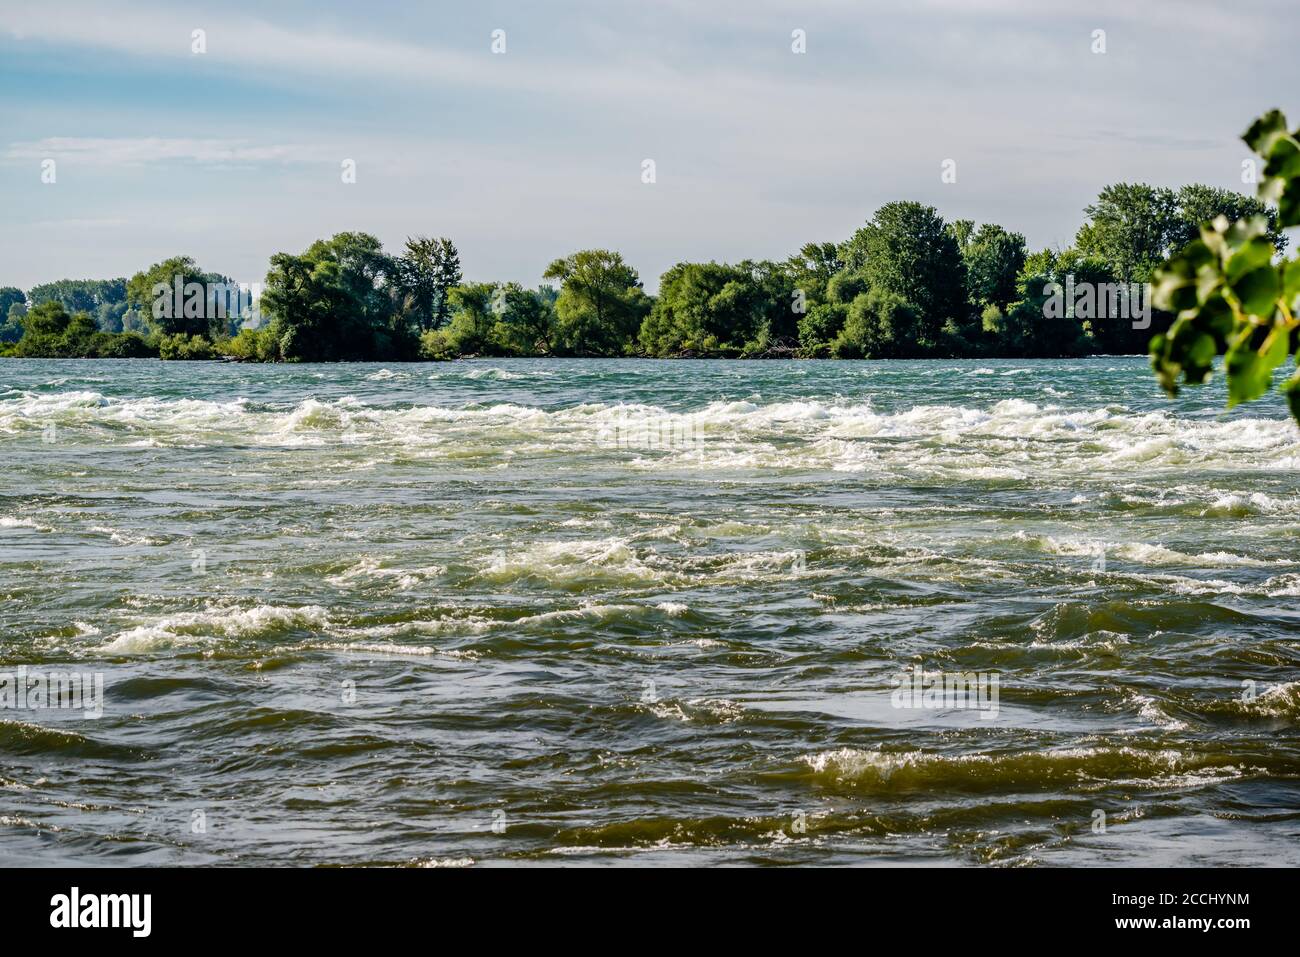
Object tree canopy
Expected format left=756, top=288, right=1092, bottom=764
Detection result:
left=5, top=173, right=1288, bottom=369
left=544, top=250, right=651, bottom=356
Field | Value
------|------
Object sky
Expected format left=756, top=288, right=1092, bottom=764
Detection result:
left=1, top=0, right=1296, bottom=293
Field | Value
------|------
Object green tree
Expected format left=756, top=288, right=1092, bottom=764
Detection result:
left=840, top=202, right=966, bottom=346
left=1171, top=184, right=1286, bottom=254
left=158, top=333, right=220, bottom=360
left=543, top=250, right=651, bottom=356
left=260, top=233, right=414, bottom=361
left=785, top=242, right=844, bottom=301
left=1, top=299, right=26, bottom=343
left=307, top=232, right=397, bottom=325
left=7, top=298, right=156, bottom=358
left=990, top=256, right=1092, bottom=358
left=20, top=300, right=72, bottom=338
left=62, top=312, right=104, bottom=357
left=1079, top=182, right=1289, bottom=289
left=1007, top=248, right=1145, bottom=354
left=395, top=236, right=462, bottom=331
left=962, top=224, right=1027, bottom=312
left=28, top=279, right=99, bottom=313
left=126, top=257, right=224, bottom=338
left=1075, top=184, right=1179, bottom=283
left=777, top=243, right=843, bottom=346
left=28, top=278, right=131, bottom=333
left=831, top=289, right=924, bottom=358
left=796, top=269, right=865, bottom=355
left=443, top=282, right=500, bottom=355
left=493, top=284, right=556, bottom=355
left=261, top=255, right=354, bottom=361
left=0, top=286, right=24, bottom=317
left=219, top=327, right=280, bottom=362
left=948, top=219, right=975, bottom=253
left=639, top=261, right=768, bottom=355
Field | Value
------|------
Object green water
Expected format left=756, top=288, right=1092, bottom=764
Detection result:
left=1, top=356, right=1298, bottom=866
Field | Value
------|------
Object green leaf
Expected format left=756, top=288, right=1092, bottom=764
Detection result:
left=1153, top=111, right=1300, bottom=421
left=1184, top=330, right=1218, bottom=384
left=1224, top=235, right=1274, bottom=282
left=1262, top=136, right=1300, bottom=182
left=1243, top=110, right=1288, bottom=155
left=1195, top=263, right=1225, bottom=306
left=1225, top=322, right=1290, bottom=407
left=1151, top=265, right=1196, bottom=312
left=1259, top=135, right=1300, bottom=228
left=1242, top=111, right=1300, bottom=228
left=1282, top=370, right=1300, bottom=425
left=1224, top=214, right=1269, bottom=249
left=1197, top=291, right=1238, bottom=348
left=1152, top=241, right=1214, bottom=312
left=1229, top=264, right=1281, bottom=317
left=1279, top=183, right=1300, bottom=230
left=1283, top=259, right=1300, bottom=313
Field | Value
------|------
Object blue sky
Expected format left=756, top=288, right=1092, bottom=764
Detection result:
left=2, top=0, right=1295, bottom=292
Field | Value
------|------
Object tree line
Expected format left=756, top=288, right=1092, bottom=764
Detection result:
left=1, top=182, right=1284, bottom=362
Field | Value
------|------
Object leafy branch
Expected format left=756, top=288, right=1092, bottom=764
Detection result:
left=1151, top=110, right=1300, bottom=421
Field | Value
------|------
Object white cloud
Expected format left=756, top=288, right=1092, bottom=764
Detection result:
left=4, top=137, right=319, bottom=166
left=1, top=0, right=1294, bottom=292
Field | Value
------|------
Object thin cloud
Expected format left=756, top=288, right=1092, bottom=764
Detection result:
left=4, top=137, right=318, bottom=166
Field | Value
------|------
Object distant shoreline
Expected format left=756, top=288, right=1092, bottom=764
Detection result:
left=0, top=351, right=1150, bottom=362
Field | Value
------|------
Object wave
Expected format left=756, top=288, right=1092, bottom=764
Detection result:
left=1202, top=681, right=1300, bottom=721
left=480, top=538, right=671, bottom=587
left=100, top=604, right=329, bottom=653
left=5, top=390, right=1297, bottom=476
left=0, top=515, right=52, bottom=532
left=1014, top=532, right=1291, bottom=568
left=325, top=557, right=445, bottom=590
left=639, top=697, right=746, bottom=724
left=461, top=366, right=532, bottom=381
left=0, top=720, right=147, bottom=760
left=800, top=746, right=1256, bottom=792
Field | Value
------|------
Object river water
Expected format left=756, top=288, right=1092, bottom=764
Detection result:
left=1, top=356, right=1298, bottom=865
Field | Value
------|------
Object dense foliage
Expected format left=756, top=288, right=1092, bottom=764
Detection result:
left=6, top=301, right=151, bottom=358
left=1151, top=110, right=1300, bottom=423
left=3, top=174, right=1285, bottom=364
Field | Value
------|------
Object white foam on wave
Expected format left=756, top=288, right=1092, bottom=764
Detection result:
left=302, top=640, right=480, bottom=661
left=1013, top=531, right=1290, bottom=569
left=325, top=557, right=445, bottom=590
left=480, top=537, right=670, bottom=585
left=5, top=388, right=1297, bottom=477
left=802, top=745, right=1240, bottom=788
left=462, top=367, right=529, bottom=381
left=327, top=599, right=694, bottom=646
left=0, top=516, right=51, bottom=532
left=1237, top=681, right=1300, bottom=718
left=100, top=604, right=329, bottom=653
left=1129, top=693, right=1190, bottom=731
left=644, top=697, right=745, bottom=723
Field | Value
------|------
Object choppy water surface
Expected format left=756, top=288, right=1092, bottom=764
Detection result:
left=2, top=356, right=1299, bottom=866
